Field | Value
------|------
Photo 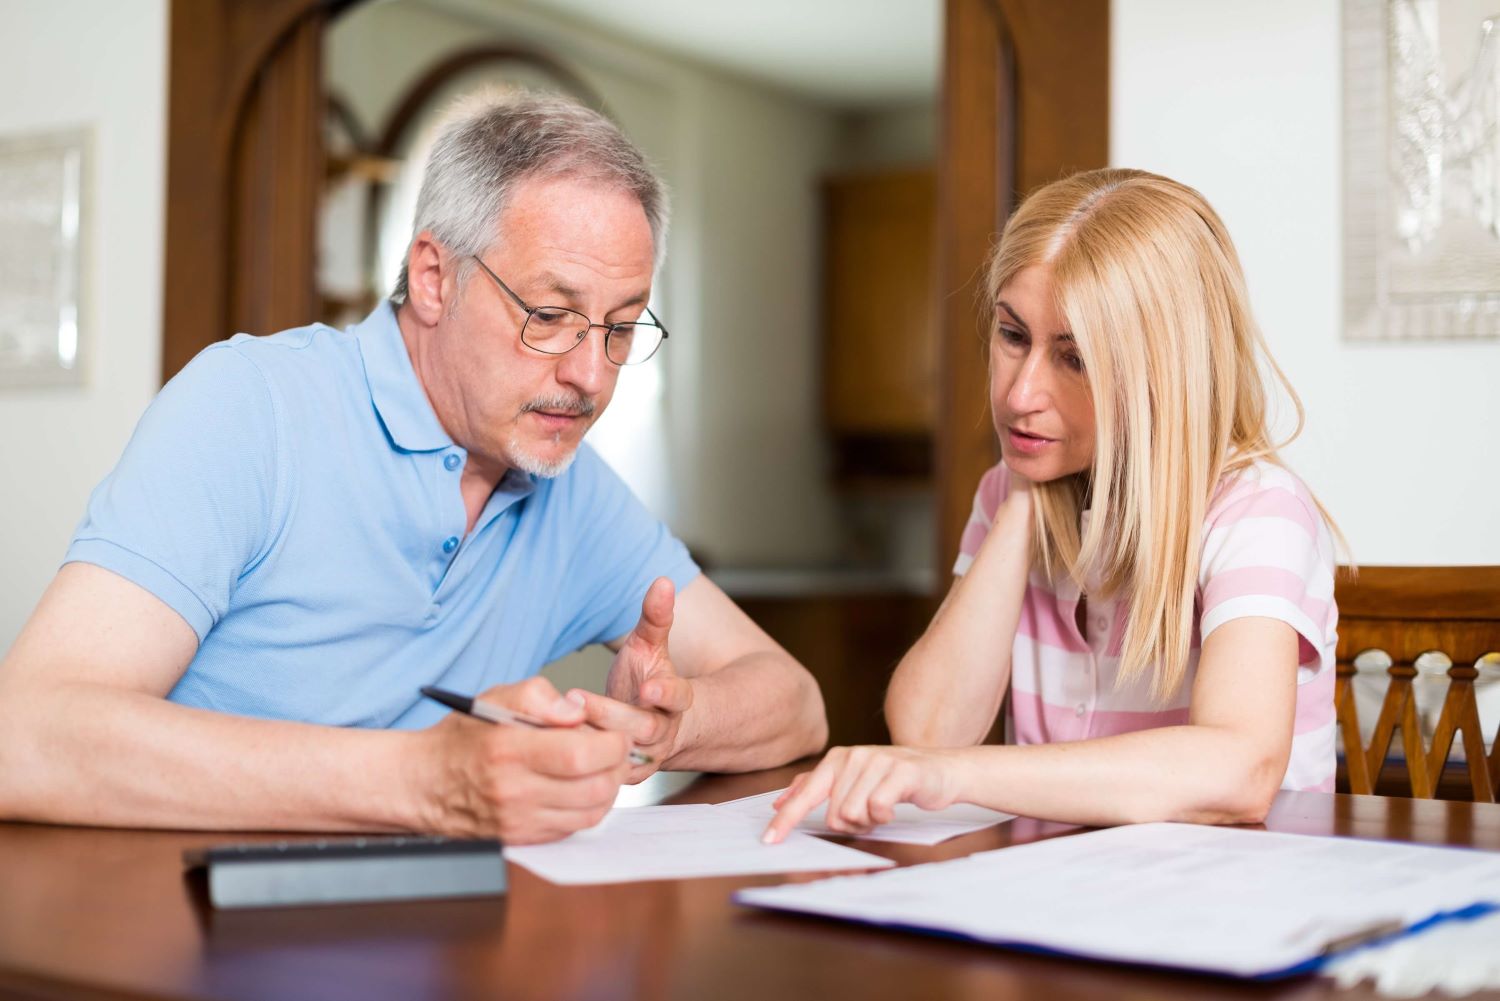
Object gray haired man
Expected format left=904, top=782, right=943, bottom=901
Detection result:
left=0, top=91, right=827, bottom=843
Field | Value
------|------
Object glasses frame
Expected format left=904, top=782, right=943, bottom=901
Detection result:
left=471, top=256, right=669, bottom=366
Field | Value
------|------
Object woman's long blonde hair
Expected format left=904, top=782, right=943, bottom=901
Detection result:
left=987, top=168, right=1335, bottom=701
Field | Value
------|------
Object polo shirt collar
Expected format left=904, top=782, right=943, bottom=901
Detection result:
left=356, top=302, right=454, bottom=453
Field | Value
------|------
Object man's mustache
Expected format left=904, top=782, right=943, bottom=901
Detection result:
left=520, top=394, right=597, bottom=418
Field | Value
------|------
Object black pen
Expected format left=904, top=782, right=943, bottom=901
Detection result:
left=420, top=685, right=654, bottom=766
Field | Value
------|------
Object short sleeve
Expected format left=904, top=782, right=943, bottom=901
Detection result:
left=63, top=344, right=286, bottom=641
left=952, top=463, right=1012, bottom=576
left=545, top=447, right=700, bottom=657
left=1196, top=468, right=1337, bottom=667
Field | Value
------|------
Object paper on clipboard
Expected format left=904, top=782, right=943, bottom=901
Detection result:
left=736, top=822, right=1500, bottom=978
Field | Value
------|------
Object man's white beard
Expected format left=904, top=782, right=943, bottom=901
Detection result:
left=506, top=429, right=580, bottom=478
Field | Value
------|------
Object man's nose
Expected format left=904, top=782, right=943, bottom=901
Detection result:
left=555, top=325, right=613, bottom=395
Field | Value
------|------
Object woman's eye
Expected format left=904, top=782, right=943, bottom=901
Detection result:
left=995, top=326, right=1026, bottom=347
left=1061, top=351, right=1085, bottom=373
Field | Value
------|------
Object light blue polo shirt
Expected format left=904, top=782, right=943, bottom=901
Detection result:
left=65, top=304, right=698, bottom=729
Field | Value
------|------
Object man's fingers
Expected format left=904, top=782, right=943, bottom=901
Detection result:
left=639, top=672, right=692, bottom=714
left=629, top=577, right=675, bottom=651
left=569, top=689, right=664, bottom=745
left=483, top=676, right=585, bottom=726
left=498, top=805, right=615, bottom=846
left=517, top=726, right=631, bottom=779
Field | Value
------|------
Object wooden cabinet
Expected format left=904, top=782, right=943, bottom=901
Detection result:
left=736, top=592, right=939, bottom=747
left=821, top=169, right=938, bottom=438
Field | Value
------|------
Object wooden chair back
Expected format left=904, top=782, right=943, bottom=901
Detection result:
left=1334, top=566, right=1500, bottom=801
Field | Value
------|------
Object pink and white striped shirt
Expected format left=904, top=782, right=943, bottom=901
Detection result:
left=954, top=460, right=1338, bottom=792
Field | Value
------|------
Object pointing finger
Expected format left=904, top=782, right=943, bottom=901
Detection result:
left=763, top=759, right=837, bottom=844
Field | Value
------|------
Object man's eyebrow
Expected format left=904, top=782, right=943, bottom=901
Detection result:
left=532, top=273, right=649, bottom=315
left=533, top=273, right=584, bottom=302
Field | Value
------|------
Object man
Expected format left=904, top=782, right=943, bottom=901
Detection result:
left=0, top=91, right=826, bottom=844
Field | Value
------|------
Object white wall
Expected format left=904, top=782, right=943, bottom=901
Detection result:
left=1113, top=0, right=1500, bottom=565
left=0, top=0, right=167, bottom=649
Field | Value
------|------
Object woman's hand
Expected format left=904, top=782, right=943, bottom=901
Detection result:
left=761, top=745, right=967, bottom=844
left=996, top=466, right=1034, bottom=525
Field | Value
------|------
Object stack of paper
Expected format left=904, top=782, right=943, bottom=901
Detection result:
left=736, top=822, right=1500, bottom=979
left=1323, top=907, right=1500, bottom=998
left=504, top=788, right=1015, bottom=885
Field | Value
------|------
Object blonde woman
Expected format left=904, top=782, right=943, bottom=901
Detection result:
left=765, top=168, right=1340, bottom=841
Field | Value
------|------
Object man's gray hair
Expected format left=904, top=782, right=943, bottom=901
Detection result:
left=391, top=88, right=669, bottom=304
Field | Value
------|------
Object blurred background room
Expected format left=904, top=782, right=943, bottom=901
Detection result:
left=2, top=0, right=1497, bottom=754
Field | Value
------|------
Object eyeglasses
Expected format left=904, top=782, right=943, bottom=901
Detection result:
left=471, top=257, right=668, bottom=366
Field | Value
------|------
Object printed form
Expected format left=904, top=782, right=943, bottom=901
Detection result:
left=737, top=822, right=1500, bottom=978
left=504, top=805, right=894, bottom=885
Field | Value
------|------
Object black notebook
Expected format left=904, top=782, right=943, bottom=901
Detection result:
left=184, top=835, right=506, bottom=909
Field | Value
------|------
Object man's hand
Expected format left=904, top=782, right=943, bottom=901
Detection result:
left=421, top=676, right=630, bottom=845
left=567, top=577, right=693, bottom=783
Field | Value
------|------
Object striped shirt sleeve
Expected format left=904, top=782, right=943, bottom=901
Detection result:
left=952, top=463, right=1013, bottom=576
left=1196, top=467, right=1337, bottom=667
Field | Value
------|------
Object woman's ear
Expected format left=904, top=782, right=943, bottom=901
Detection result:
left=404, top=232, right=447, bottom=326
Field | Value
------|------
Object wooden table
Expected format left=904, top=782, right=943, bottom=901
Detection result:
left=3, top=766, right=1499, bottom=1001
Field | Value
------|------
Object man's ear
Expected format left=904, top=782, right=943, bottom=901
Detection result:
left=405, top=231, right=447, bottom=326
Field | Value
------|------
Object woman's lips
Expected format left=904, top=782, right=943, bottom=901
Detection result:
left=1006, top=426, right=1057, bottom=456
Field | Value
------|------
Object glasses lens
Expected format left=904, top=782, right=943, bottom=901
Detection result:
left=606, top=323, right=664, bottom=365
left=523, top=307, right=589, bottom=353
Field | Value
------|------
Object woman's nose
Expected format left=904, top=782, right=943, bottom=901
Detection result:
left=1005, top=352, right=1052, bottom=414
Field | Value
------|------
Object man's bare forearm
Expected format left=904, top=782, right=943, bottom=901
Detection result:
left=666, top=652, right=827, bottom=772
left=0, top=681, right=433, bottom=831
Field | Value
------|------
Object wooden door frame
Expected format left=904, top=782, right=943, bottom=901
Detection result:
left=161, top=0, right=360, bottom=383
left=935, top=0, right=1109, bottom=578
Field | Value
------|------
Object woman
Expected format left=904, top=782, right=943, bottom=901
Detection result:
left=765, top=168, right=1341, bottom=842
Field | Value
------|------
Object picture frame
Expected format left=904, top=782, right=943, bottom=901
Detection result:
left=0, top=127, right=90, bottom=385
left=1343, top=0, right=1500, bottom=341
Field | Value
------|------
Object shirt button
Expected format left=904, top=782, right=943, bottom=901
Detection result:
left=1075, top=703, right=1086, bottom=717
left=442, top=536, right=459, bottom=553
left=444, top=454, right=461, bottom=471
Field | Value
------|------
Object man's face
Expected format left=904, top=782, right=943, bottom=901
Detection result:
left=435, top=175, right=656, bottom=477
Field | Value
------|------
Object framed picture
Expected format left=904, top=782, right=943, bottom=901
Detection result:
left=1343, top=0, right=1500, bottom=341
left=0, top=127, right=89, bottom=385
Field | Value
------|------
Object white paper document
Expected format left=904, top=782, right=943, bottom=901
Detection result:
left=736, top=822, right=1500, bottom=978
left=504, top=805, right=895, bottom=885
left=717, top=788, right=1014, bottom=846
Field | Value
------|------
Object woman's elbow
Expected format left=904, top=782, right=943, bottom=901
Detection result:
left=1200, top=754, right=1285, bottom=825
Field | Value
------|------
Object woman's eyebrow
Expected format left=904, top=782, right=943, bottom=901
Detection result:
left=996, top=301, right=1029, bottom=330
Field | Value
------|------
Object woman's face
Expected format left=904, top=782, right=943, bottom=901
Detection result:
left=990, top=265, right=1096, bottom=482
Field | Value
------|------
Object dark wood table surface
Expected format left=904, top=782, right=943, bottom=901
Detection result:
left=3, top=765, right=1499, bottom=1001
